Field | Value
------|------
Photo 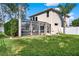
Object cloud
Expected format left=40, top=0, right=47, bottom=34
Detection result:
left=66, top=12, right=75, bottom=26
left=68, top=12, right=75, bottom=20
left=70, top=16, right=75, bottom=20
left=44, top=3, right=59, bottom=6
left=54, top=8, right=60, bottom=11
left=68, top=12, right=74, bottom=16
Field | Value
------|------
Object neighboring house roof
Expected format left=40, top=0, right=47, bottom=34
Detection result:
left=30, top=8, right=70, bottom=18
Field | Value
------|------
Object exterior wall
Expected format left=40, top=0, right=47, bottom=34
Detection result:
left=31, top=10, right=62, bottom=34
left=49, top=11, right=62, bottom=34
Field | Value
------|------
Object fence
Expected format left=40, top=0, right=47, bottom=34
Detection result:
left=61, top=27, right=79, bottom=35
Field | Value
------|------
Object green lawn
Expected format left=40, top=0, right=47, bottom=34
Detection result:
left=0, top=34, right=79, bottom=56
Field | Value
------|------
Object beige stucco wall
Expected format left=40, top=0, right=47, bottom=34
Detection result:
left=32, top=10, right=62, bottom=34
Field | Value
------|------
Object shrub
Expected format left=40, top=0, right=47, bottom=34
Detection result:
left=0, top=33, right=7, bottom=38
left=72, top=18, right=79, bottom=26
left=4, top=18, right=18, bottom=36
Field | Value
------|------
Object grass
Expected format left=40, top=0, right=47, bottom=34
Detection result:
left=0, top=34, right=79, bottom=55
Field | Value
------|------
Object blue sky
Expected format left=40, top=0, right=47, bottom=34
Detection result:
left=27, top=3, right=79, bottom=25
left=28, top=3, right=59, bottom=16
left=27, top=3, right=79, bottom=20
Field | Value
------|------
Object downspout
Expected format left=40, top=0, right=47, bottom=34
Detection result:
left=63, top=16, right=66, bottom=34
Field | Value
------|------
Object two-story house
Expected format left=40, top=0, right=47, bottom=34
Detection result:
left=29, top=8, right=63, bottom=35
left=22, top=8, right=69, bottom=35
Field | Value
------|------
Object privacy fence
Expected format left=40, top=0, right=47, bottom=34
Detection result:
left=63, top=27, right=79, bottom=35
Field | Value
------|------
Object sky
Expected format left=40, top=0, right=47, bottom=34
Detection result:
left=27, top=3, right=79, bottom=25
left=1, top=3, right=79, bottom=25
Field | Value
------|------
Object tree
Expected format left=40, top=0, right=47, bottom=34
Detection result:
left=4, top=4, right=18, bottom=37
left=0, top=4, right=7, bottom=27
left=58, top=3, right=76, bottom=33
left=1, top=3, right=29, bottom=37
left=0, top=3, right=18, bottom=21
left=72, top=18, right=79, bottom=26
left=4, top=18, right=18, bottom=36
left=4, top=3, right=18, bottom=19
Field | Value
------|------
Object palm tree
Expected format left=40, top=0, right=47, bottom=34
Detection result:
left=58, top=3, right=76, bottom=33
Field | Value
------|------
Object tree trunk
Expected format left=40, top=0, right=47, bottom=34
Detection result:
left=10, top=13, right=13, bottom=37
left=63, top=16, right=66, bottom=34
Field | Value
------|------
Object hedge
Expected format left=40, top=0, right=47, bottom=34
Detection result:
left=4, top=19, right=18, bottom=36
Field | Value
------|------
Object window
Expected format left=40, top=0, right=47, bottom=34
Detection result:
left=36, top=17, right=38, bottom=21
left=40, top=26, right=44, bottom=30
left=55, top=23, right=58, bottom=26
left=40, top=26, right=44, bottom=33
left=32, top=17, right=38, bottom=21
left=47, top=11, right=49, bottom=17
left=33, top=17, right=35, bottom=21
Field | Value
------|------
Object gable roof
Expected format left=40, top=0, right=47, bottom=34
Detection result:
left=30, top=8, right=60, bottom=17
left=30, top=8, right=70, bottom=18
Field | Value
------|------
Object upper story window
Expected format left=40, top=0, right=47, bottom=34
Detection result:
left=36, top=17, right=38, bottom=21
left=47, top=11, right=49, bottom=17
left=55, top=23, right=58, bottom=26
left=32, top=16, right=38, bottom=21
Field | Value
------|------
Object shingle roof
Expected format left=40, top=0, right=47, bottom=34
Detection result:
left=30, top=8, right=70, bottom=18
left=30, top=8, right=60, bottom=17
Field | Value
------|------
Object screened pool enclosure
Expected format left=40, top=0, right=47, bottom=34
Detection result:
left=21, top=21, right=51, bottom=36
